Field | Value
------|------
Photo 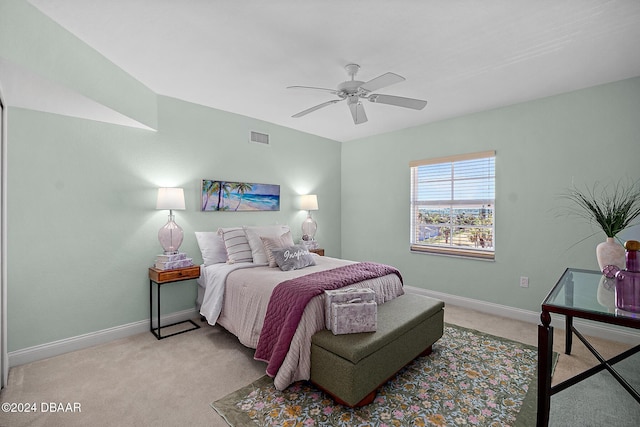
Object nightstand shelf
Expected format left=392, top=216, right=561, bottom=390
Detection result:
left=309, top=248, right=324, bottom=256
left=149, top=265, right=201, bottom=340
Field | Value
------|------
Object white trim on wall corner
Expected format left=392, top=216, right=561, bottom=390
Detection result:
left=405, top=286, right=640, bottom=345
left=1, top=87, right=7, bottom=389
left=8, top=309, right=199, bottom=368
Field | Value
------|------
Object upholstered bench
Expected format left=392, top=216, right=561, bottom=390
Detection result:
left=310, top=293, right=444, bottom=407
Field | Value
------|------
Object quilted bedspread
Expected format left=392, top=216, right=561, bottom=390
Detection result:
left=254, top=262, right=403, bottom=377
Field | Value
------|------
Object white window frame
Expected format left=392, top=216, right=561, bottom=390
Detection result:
left=410, top=150, right=495, bottom=260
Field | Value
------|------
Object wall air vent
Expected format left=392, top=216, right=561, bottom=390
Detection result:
left=249, top=131, right=270, bottom=145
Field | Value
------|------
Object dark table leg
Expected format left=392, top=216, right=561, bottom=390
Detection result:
left=537, top=310, right=553, bottom=427
left=157, top=282, right=162, bottom=339
left=565, top=315, right=573, bottom=354
left=564, top=272, right=574, bottom=355
left=149, top=280, right=153, bottom=333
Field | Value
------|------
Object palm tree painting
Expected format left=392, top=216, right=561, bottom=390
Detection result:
left=201, top=179, right=280, bottom=211
left=231, top=182, right=253, bottom=211
left=202, top=180, right=220, bottom=210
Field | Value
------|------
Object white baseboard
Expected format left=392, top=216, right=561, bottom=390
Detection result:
left=8, top=290, right=640, bottom=369
left=8, top=308, right=198, bottom=368
left=405, top=286, right=640, bottom=345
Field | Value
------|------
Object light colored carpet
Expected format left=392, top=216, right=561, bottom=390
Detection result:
left=0, top=304, right=634, bottom=426
left=550, top=352, right=640, bottom=426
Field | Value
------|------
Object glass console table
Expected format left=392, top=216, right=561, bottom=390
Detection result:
left=537, top=268, right=640, bottom=426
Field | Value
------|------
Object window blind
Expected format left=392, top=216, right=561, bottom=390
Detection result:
left=410, top=151, right=496, bottom=260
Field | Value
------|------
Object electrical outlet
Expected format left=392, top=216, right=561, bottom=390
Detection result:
left=520, top=276, right=529, bottom=288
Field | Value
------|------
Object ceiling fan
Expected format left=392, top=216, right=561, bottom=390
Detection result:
left=288, top=64, right=427, bottom=125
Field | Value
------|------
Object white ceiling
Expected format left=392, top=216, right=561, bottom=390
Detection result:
left=22, top=0, right=640, bottom=142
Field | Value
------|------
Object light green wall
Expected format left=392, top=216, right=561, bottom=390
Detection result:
left=6, top=98, right=340, bottom=352
left=341, top=76, right=640, bottom=312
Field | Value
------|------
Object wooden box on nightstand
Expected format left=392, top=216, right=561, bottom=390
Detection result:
left=148, top=265, right=200, bottom=283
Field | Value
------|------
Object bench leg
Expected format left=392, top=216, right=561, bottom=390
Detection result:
left=333, top=389, right=377, bottom=407
left=420, top=345, right=433, bottom=357
left=311, top=382, right=377, bottom=407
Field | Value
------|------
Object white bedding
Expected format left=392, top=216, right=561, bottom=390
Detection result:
left=198, top=261, right=258, bottom=326
left=197, top=255, right=404, bottom=390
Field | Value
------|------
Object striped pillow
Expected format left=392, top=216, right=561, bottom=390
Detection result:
left=260, top=231, right=294, bottom=267
left=218, top=228, right=253, bottom=263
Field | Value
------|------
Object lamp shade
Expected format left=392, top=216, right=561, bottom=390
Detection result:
left=156, top=188, right=185, bottom=210
left=300, top=194, right=318, bottom=211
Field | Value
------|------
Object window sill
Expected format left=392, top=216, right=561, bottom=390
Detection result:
left=410, top=245, right=495, bottom=261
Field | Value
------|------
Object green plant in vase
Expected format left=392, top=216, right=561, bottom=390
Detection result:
left=561, top=178, right=640, bottom=271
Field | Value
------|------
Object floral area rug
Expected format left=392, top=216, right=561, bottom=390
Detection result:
left=211, top=324, right=541, bottom=426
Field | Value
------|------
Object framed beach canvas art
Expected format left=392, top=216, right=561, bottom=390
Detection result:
left=201, top=180, right=280, bottom=211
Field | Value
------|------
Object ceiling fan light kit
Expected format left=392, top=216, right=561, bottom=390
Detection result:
left=288, top=64, right=428, bottom=124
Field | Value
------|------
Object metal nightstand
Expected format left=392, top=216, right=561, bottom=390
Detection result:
left=149, top=265, right=201, bottom=340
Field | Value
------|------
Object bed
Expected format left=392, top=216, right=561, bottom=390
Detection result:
left=194, top=226, right=405, bottom=390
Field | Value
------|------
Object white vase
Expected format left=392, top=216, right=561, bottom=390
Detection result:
left=596, top=276, right=616, bottom=312
left=596, top=237, right=625, bottom=271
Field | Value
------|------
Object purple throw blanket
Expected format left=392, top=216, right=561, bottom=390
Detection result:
left=254, top=262, right=403, bottom=377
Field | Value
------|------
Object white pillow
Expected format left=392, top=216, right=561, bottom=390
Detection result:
left=261, top=231, right=295, bottom=267
left=243, top=225, right=290, bottom=265
left=218, top=227, right=253, bottom=263
left=195, top=231, right=228, bottom=265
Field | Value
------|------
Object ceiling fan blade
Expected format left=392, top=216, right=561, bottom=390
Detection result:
left=287, top=85, right=339, bottom=95
left=291, top=99, right=341, bottom=118
left=359, top=72, right=405, bottom=92
left=368, top=94, right=427, bottom=110
left=348, top=100, right=368, bottom=124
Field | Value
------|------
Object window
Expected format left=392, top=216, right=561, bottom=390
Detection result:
left=410, top=151, right=495, bottom=260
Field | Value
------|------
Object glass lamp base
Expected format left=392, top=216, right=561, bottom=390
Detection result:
left=158, top=214, right=184, bottom=255
left=302, top=215, right=317, bottom=241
